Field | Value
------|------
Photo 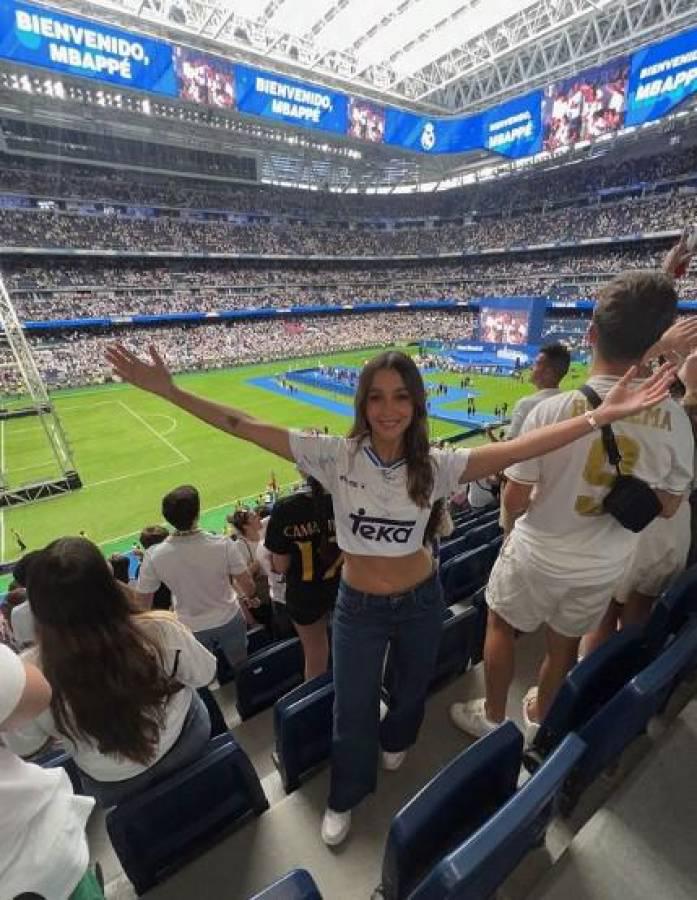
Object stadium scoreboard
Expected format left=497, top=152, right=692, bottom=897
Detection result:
left=1, top=0, right=697, bottom=160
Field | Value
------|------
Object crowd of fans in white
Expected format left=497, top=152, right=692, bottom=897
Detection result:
left=17, top=311, right=476, bottom=391
left=7, top=248, right=697, bottom=322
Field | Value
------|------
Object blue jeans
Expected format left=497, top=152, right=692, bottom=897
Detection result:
left=195, top=609, right=248, bottom=669
left=80, top=691, right=211, bottom=807
left=329, top=570, right=444, bottom=812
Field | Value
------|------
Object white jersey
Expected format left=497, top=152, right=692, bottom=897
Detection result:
left=137, top=531, right=247, bottom=631
left=0, top=645, right=94, bottom=900
left=506, top=388, right=561, bottom=440
left=289, top=431, right=470, bottom=557
left=505, top=375, right=694, bottom=584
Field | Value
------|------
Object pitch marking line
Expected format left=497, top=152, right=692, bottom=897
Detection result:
left=117, top=401, right=190, bottom=464
left=86, top=460, right=187, bottom=490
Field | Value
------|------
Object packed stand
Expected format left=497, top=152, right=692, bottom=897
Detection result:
left=12, top=310, right=476, bottom=391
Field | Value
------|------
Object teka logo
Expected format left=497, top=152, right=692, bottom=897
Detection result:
left=349, top=509, right=416, bottom=543
left=421, top=121, right=436, bottom=151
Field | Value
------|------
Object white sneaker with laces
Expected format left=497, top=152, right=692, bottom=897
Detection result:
left=521, top=687, right=540, bottom=746
left=381, top=750, right=407, bottom=771
left=321, top=807, right=351, bottom=846
left=450, top=698, right=501, bottom=738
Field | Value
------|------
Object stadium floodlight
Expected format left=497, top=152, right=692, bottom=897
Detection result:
left=0, top=271, right=82, bottom=509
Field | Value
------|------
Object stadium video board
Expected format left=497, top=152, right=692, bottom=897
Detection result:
left=0, top=0, right=177, bottom=94
left=235, top=64, right=347, bottom=134
left=626, top=28, right=697, bottom=126
left=478, top=297, right=547, bottom=348
left=542, top=58, right=629, bottom=151
left=2, top=1, right=697, bottom=161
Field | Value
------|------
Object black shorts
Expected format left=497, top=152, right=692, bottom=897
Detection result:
left=285, top=580, right=338, bottom=626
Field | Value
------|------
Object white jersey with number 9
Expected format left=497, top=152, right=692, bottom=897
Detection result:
left=504, top=375, right=694, bottom=584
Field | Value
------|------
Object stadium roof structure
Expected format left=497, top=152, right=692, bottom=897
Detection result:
left=71, top=0, right=697, bottom=112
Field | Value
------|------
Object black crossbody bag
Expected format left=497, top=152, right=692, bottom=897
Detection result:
left=579, top=385, right=661, bottom=533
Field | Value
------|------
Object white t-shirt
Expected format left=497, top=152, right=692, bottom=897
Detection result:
left=289, top=432, right=470, bottom=556
left=137, top=531, right=247, bottom=631
left=505, top=375, right=694, bottom=584
left=11, top=599, right=35, bottom=646
left=3, top=614, right=217, bottom=782
left=0, top=645, right=94, bottom=900
left=506, top=388, right=561, bottom=440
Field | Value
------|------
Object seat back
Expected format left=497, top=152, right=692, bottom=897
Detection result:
left=644, top=565, right=697, bottom=658
left=106, top=733, right=268, bottom=895
left=573, top=617, right=697, bottom=800
left=441, top=541, right=499, bottom=605
left=430, top=606, right=479, bottom=687
left=273, top=673, right=334, bottom=793
left=236, top=638, right=305, bottom=720
left=458, top=520, right=502, bottom=554
left=409, top=734, right=586, bottom=900
left=439, top=534, right=471, bottom=567
left=248, top=869, right=323, bottom=899
left=531, top=625, right=647, bottom=760
left=380, top=721, right=523, bottom=900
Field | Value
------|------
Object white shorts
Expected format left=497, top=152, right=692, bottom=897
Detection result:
left=485, top=538, right=621, bottom=638
left=615, top=503, right=691, bottom=604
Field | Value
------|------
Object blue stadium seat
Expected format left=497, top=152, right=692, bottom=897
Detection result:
left=236, top=638, right=305, bottom=720
left=273, top=673, right=334, bottom=794
left=430, top=605, right=479, bottom=687
left=248, top=869, right=323, bottom=900
left=409, top=733, right=586, bottom=900
left=380, top=721, right=523, bottom=900
left=248, top=623, right=274, bottom=656
left=106, top=732, right=268, bottom=895
left=440, top=533, right=473, bottom=567
left=527, top=625, right=648, bottom=765
left=441, top=539, right=501, bottom=605
left=456, top=520, right=502, bottom=554
left=565, top=616, right=697, bottom=810
left=37, top=748, right=84, bottom=795
left=644, top=564, right=697, bottom=658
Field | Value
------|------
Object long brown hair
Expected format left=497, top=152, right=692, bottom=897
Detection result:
left=27, top=537, right=183, bottom=766
left=349, top=351, right=433, bottom=507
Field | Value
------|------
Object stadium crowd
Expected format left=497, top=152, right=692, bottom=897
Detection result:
left=1, top=192, right=696, bottom=257
left=17, top=310, right=476, bottom=390
left=2, top=139, right=697, bottom=217
left=2, top=206, right=697, bottom=897
left=6, top=247, right=697, bottom=322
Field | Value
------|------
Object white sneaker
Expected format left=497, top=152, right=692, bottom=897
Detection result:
left=381, top=750, right=407, bottom=771
left=521, top=687, right=540, bottom=746
left=321, top=807, right=351, bottom=846
left=450, top=698, right=501, bottom=738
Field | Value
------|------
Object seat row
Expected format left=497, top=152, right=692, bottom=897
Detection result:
left=40, top=566, right=697, bottom=897
left=259, top=568, right=697, bottom=899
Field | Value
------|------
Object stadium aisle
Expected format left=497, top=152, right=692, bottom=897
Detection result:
left=529, top=699, right=697, bottom=900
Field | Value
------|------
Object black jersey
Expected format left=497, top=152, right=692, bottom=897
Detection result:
left=264, top=488, right=342, bottom=601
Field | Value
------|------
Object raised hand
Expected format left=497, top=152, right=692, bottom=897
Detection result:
left=105, top=344, right=174, bottom=398
left=596, top=363, right=676, bottom=425
left=645, top=317, right=697, bottom=364
left=663, top=228, right=695, bottom=279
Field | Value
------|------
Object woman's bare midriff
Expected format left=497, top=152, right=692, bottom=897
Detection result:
left=342, top=547, right=434, bottom=595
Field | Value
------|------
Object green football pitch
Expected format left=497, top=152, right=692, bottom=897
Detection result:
left=2, top=347, right=587, bottom=564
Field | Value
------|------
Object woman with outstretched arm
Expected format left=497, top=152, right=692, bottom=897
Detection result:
left=106, top=343, right=674, bottom=846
